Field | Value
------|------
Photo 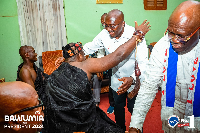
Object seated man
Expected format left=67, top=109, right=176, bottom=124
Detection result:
left=17, top=45, right=48, bottom=103
left=43, top=20, right=150, bottom=133
left=0, top=81, right=44, bottom=133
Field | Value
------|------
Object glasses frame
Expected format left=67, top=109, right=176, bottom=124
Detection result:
left=165, top=27, right=200, bottom=44
left=12, top=98, right=44, bottom=115
left=105, top=21, right=123, bottom=30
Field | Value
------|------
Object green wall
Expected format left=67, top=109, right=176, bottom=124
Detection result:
left=0, top=0, right=21, bottom=82
left=64, top=0, right=187, bottom=45
left=0, top=0, right=197, bottom=81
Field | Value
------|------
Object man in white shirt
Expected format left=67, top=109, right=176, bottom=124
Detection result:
left=129, top=1, right=200, bottom=133
left=83, top=9, right=149, bottom=131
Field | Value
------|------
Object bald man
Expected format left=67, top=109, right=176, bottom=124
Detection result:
left=83, top=9, right=149, bottom=131
left=129, top=1, right=200, bottom=133
left=17, top=45, right=48, bottom=103
left=17, top=45, right=39, bottom=88
left=0, top=81, right=44, bottom=133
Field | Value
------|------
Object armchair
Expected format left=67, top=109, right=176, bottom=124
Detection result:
left=42, top=50, right=63, bottom=75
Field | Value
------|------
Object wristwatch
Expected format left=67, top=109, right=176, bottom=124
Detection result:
left=130, top=76, right=135, bottom=85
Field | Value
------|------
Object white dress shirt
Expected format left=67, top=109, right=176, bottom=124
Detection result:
left=83, top=23, right=148, bottom=92
left=130, top=35, right=200, bottom=132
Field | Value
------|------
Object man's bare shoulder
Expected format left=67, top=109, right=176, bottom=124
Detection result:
left=20, top=65, right=31, bottom=74
left=19, top=65, right=36, bottom=78
left=19, top=65, right=37, bottom=87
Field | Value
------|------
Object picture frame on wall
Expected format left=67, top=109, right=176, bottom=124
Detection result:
left=96, top=0, right=123, bottom=4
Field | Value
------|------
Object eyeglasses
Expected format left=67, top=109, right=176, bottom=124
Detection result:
left=165, top=27, right=200, bottom=44
left=105, top=21, right=123, bottom=30
left=12, top=98, right=44, bottom=115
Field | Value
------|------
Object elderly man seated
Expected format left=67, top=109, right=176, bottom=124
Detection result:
left=0, top=81, right=44, bottom=133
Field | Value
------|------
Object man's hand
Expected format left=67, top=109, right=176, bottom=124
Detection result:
left=117, top=77, right=133, bottom=95
left=55, top=57, right=65, bottom=69
left=135, top=20, right=151, bottom=35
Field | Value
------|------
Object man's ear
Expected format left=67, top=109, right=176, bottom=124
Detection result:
left=122, top=21, right=125, bottom=27
left=8, top=121, right=21, bottom=131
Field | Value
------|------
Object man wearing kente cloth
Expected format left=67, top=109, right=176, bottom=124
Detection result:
left=129, top=1, right=200, bottom=133
left=17, top=45, right=48, bottom=104
left=42, top=19, right=150, bottom=133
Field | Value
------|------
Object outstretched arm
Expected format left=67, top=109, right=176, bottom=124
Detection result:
left=129, top=36, right=168, bottom=132
left=82, top=20, right=151, bottom=74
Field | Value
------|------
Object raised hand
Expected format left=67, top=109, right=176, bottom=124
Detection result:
left=135, top=20, right=151, bottom=35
